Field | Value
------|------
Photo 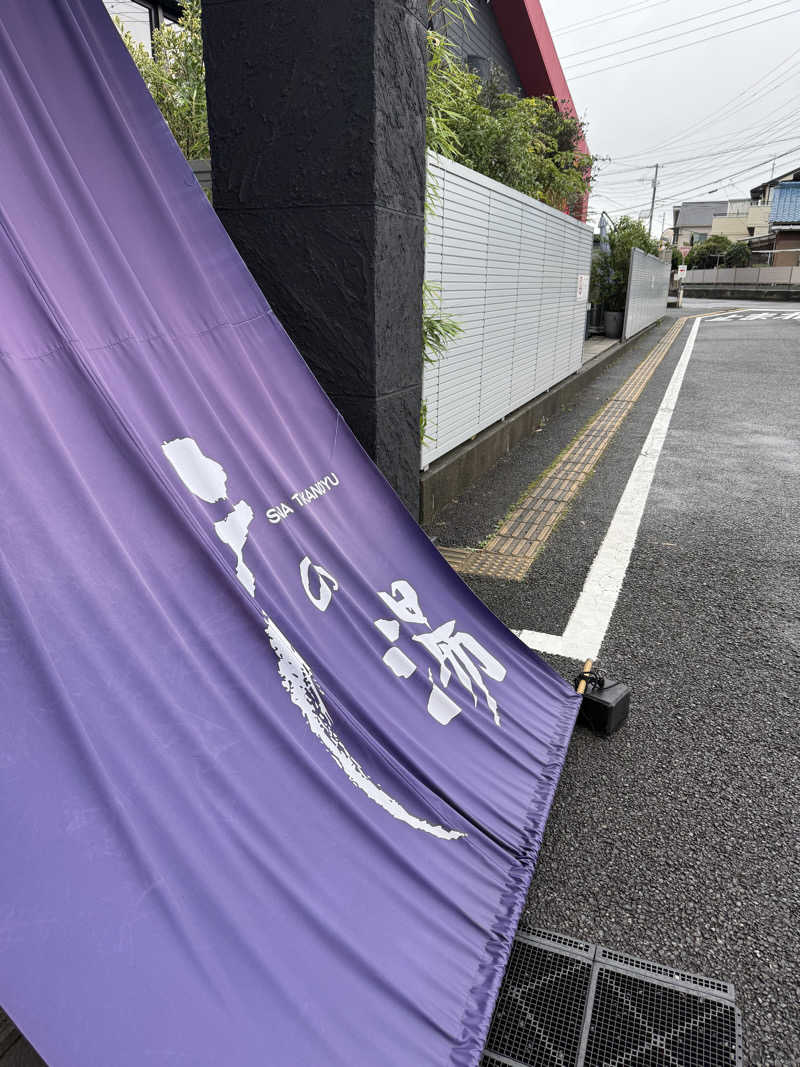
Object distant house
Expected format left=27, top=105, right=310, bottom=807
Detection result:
left=750, top=164, right=800, bottom=209
left=746, top=165, right=800, bottom=267
left=102, top=0, right=181, bottom=52
left=709, top=199, right=770, bottom=244
left=671, top=201, right=727, bottom=256
left=749, top=181, right=800, bottom=267
left=433, top=0, right=590, bottom=221
left=691, top=163, right=800, bottom=266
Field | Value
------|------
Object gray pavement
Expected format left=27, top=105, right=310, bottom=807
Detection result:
left=582, top=333, right=617, bottom=364
left=427, top=303, right=800, bottom=1065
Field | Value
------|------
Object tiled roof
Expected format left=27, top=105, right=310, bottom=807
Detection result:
left=770, top=182, right=800, bottom=225
left=675, top=200, right=728, bottom=228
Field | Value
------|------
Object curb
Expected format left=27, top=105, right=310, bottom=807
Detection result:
left=419, top=319, right=665, bottom=524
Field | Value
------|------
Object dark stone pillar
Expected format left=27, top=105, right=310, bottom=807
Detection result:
left=201, top=0, right=427, bottom=515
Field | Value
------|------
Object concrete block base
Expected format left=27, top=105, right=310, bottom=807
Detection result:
left=683, top=284, right=800, bottom=302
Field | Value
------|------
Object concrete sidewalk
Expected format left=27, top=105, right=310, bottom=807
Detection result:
left=426, top=302, right=800, bottom=1065
left=582, top=332, right=617, bottom=364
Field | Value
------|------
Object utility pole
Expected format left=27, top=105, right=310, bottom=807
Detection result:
left=647, top=163, right=659, bottom=237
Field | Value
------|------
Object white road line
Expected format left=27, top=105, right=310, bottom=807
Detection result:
left=709, top=310, right=800, bottom=322
left=516, top=316, right=702, bottom=661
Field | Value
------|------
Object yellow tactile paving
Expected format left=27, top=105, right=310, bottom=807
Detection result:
left=440, top=308, right=746, bottom=582
left=441, top=316, right=688, bottom=581
left=438, top=547, right=531, bottom=580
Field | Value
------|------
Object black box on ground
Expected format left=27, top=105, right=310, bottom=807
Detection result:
left=578, top=676, right=630, bottom=735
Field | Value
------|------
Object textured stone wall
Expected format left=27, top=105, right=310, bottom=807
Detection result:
left=201, top=0, right=427, bottom=514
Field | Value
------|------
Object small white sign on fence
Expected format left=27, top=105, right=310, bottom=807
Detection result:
left=677, top=264, right=687, bottom=279
left=576, top=273, right=590, bottom=302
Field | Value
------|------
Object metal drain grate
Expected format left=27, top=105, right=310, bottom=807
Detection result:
left=585, top=968, right=740, bottom=1067
left=595, top=947, right=734, bottom=998
left=482, top=931, right=743, bottom=1067
left=484, top=935, right=593, bottom=1067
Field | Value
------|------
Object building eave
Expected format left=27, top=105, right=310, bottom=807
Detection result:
left=750, top=164, right=800, bottom=201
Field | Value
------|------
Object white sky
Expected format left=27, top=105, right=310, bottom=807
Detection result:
left=539, top=0, right=800, bottom=234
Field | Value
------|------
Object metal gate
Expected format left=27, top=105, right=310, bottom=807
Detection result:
left=622, top=248, right=670, bottom=340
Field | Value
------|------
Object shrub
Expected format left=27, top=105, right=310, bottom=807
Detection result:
left=426, top=1, right=479, bottom=168
left=591, top=217, right=659, bottom=312
left=725, top=241, right=751, bottom=268
left=688, top=236, right=753, bottom=270
left=685, top=235, right=732, bottom=271
left=115, top=0, right=208, bottom=160
left=426, top=53, right=593, bottom=214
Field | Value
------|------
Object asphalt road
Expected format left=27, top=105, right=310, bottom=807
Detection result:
left=428, top=303, right=800, bottom=1065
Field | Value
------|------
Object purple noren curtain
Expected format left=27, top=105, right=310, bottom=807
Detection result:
left=0, top=3, right=579, bottom=1064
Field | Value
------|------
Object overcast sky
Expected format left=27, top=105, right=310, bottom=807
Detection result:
left=539, top=0, right=800, bottom=234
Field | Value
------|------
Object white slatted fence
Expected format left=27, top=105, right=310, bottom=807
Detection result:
left=423, top=153, right=592, bottom=467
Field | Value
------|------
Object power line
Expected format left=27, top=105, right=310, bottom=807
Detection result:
left=610, top=159, right=767, bottom=213
left=567, top=8, right=800, bottom=80
left=551, top=0, right=671, bottom=35
left=605, top=66, right=800, bottom=164
left=602, top=159, right=772, bottom=215
left=670, top=146, right=800, bottom=198
left=669, top=108, right=800, bottom=166
left=597, top=117, right=800, bottom=200
left=561, top=0, right=758, bottom=60
left=623, top=112, right=800, bottom=187
left=567, top=0, right=797, bottom=71
left=597, top=118, right=800, bottom=184
left=603, top=143, right=800, bottom=217
left=599, top=98, right=800, bottom=175
left=595, top=121, right=800, bottom=196
left=606, top=44, right=800, bottom=161
left=601, top=128, right=800, bottom=174
left=581, top=30, right=800, bottom=220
